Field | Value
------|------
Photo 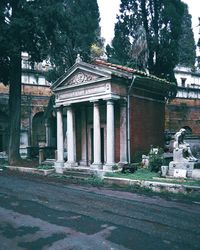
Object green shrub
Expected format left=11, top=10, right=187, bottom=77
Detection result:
left=149, top=148, right=164, bottom=172
left=121, top=163, right=138, bottom=173
left=37, top=165, right=54, bottom=170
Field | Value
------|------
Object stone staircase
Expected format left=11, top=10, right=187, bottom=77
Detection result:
left=41, top=159, right=55, bottom=166
left=63, top=167, right=95, bottom=180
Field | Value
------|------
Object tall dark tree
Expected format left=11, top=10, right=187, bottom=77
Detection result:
left=108, top=0, right=185, bottom=81
left=178, top=4, right=196, bottom=67
left=0, top=0, right=100, bottom=165
left=197, top=17, right=200, bottom=68
left=47, top=0, right=101, bottom=82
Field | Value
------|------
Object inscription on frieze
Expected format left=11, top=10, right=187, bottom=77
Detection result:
left=58, top=84, right=106, bottom=100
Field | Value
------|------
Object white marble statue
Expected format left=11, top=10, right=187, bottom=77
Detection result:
left=173, top=128, right=197, bottom=162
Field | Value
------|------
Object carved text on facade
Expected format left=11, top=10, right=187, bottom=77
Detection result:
left=58, top=84, right=106, bottom=100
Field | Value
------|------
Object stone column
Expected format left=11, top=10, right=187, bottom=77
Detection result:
left=80, top=107, right=87, bottom=166
left=104, top=100, right=115, bottom=171
left=91, top=101, right=102, bottom=169
left=119, top=100, right=128, bottom=164
left=54, top=107, right=64, bottom=173
left=45, top=121, right=51, bottom=147
left=65, top=105, right=77, bottom=167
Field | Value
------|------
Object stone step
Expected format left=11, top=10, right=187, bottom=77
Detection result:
left=63, top=167, right=94, bottom=179
left=42, top=159, right=55, bottom=166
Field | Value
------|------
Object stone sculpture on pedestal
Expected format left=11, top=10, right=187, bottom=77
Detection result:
left=168, top=128, right=197, bottom=177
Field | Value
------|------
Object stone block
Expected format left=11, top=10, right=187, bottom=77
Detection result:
left=173, top=169, right=187, bottom=178
left=168, top=161, right=194, bottom=177
left=191, top=169, right=200, bottom=179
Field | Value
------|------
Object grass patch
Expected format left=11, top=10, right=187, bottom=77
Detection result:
left=106, top=168, right=200, bottom=186
left=84, top=176, right=104, bottom=187
left=106, top=168, right=159, bottom=181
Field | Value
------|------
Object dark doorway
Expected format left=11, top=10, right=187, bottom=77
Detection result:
left=101, top=127, right=104, bottom=163
left=0, top=134, right=3, bottom=151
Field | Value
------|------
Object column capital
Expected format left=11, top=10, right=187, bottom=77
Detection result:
left=106, top=99, right=114, bottom=105
left=119, top=98, right=127, bottom=106
left=90, top=99, right=100, bottom=104
left=66, top=104, right=72, bottom=110
left=54, top=105, right=63, bottom=112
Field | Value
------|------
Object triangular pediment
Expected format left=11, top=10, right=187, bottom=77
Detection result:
left=60, top=69, right=104, bottom=87
left=52, top=62, right=111, bottom=91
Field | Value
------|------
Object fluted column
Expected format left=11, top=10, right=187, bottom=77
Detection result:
left=54, top=107, right=64, bottom=173
left=104, top=100, right=115, bottom=170
left=80, top=106, right=87, bottom=166
left=91, top=101, right=102, bottom=169
left=119, top=100, right=128, bottom=164
left=65, top=105, right=77, bottom=167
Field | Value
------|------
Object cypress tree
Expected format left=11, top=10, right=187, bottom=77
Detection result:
left=178, top=4, right=196, bottom=67
left=108, top=0, right=185, bottom=82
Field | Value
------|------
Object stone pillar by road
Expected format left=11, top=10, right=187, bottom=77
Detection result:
left=104, top=99, right=115, bottom=171
left=65, top=105, right=77, bottom=167
left=54, top=107, right=64, bottom=173
left=91, top=101, right=102, bottom=169
left=119, top=100, right=128, bottom=164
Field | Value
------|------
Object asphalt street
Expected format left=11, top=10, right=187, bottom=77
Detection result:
left=0, top=173, right=199, bottom=250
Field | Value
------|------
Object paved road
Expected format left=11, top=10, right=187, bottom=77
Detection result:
left=0, top=173, right=199, bottom=250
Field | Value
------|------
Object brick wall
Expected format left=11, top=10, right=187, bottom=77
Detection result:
left=0, top=83, right=51, bottom=150
left=130, top=95, right=165, bottom=160
left=166, top=98, right=200, bottom=135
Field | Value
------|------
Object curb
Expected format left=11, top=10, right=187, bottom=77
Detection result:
left=3, top=166, right=200, bottom=194
left=103, top=177, right=200, bottom=194
left=5, top=166, right=55, bottom=176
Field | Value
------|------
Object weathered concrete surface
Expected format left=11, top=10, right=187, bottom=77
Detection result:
left=6, top=166, right=55, bottom=176
left=104, top=176, right=200, bottom=193
left=0, top=173, right=200, bottom=250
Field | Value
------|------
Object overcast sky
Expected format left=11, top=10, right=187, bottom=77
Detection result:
left=98, top=0, right=199, bottom=45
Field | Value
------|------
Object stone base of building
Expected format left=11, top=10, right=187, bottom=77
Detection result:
left=54, top=161, right=64, bottom=174
left=79, top=160, right=88, bottom=166
left=64, top=161, right=78, bottom=168
left=168, top=161, right=195, bottom=177
left=90, top=163, right=102, bottom=170
left=103, top=163, right=116, bottom=171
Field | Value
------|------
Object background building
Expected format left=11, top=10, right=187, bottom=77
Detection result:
left=165, top=66, right=200, bottom=156
left=0, top=53, right=52, bottom=155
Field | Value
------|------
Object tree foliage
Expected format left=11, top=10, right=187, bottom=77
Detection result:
left=197, top=17, right=200, bottom=68
left=47, top=0, right=101, bottom=82
left=178, top=4, right=196, bottom=67
left=0, top=0, right=100, bottom=164
left=107, top=0, right=185, bottom=82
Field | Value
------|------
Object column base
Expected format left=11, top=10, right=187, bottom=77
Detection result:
left=91, top=163, right=102, bottom=170
left=54, top=161, right=64, bottom=174
left=118, top=161, right=128, bottom=166
left=79, top=160, right=88, bottom=166
left=103, top=163, right=116, bottom=171
left=64, top=161, right=78, bottom=168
